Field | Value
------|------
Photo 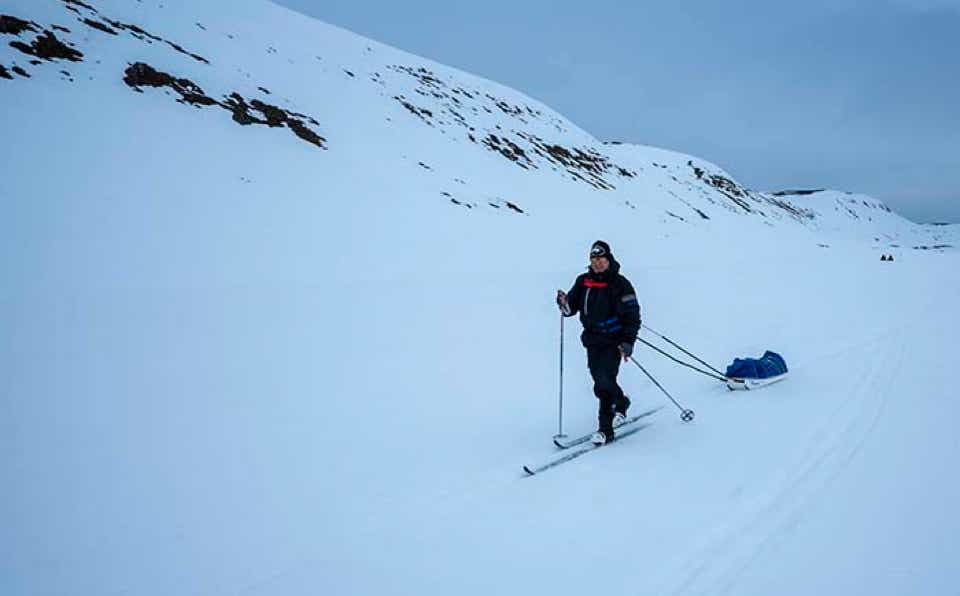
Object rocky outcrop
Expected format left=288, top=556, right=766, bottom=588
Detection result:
left=386, top=63, right=635, bottom=191
left=124, top=62, right=327, bottom=150
left=9, top=30, right=83, bottom=62
left=0, top=14, right=37, bottom=35
left=123, top=62, right=218, bottom=107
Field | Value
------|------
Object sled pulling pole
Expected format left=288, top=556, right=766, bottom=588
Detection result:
left=628, top=356, right=695, bottom=423
left=637, top=337, right=727, bottom=382
left=641, top=324, right=727, bottom=381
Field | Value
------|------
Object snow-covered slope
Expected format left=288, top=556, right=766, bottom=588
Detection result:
left=3, top=0, right=955, bottom=251
left=768, top=188, right=957, bottom=252
left=3, top=2, right=959, bottom=595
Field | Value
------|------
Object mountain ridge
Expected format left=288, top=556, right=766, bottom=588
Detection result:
left=3, top=0, right=955, bottom=251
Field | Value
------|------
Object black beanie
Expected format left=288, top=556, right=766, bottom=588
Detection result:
left=590, top=240, right=613, bottom=259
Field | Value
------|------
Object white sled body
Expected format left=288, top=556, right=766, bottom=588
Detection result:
left=726, top=372, right=788, bottom=391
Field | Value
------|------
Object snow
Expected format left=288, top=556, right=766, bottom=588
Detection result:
left=2, top=1, right=959, bottom=595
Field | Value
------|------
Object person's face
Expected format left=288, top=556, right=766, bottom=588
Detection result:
left=590, top=255, right=610, bottom=273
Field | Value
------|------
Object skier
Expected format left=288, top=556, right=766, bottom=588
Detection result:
left=556, top=240, right=641, bottom=445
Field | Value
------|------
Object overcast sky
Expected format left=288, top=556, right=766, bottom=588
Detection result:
left=275, top=0, right=959, bottom=222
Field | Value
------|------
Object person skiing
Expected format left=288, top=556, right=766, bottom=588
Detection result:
left=556, top=240, right=641, bottom=445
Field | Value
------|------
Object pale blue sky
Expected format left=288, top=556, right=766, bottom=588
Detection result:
left=276, top=0, right=960, bottom=222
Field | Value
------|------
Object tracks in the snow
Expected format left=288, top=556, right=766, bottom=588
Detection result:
left=660, top=329, right=906, bottom=596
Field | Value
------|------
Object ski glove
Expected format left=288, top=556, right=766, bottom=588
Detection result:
left=556, top=290, right=572, bottom=315
left=619, top=342, right=634, bottom=359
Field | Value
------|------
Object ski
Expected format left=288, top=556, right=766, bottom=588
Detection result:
left=524, top=422, right=652, bottom=476
left=552, top=406, right=663, bottom=449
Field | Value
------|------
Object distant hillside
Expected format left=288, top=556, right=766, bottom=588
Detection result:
left=1, top=0, right=956, bottom=254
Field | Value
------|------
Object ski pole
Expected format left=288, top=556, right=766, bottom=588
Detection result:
left=555, top=314, right=566, bottom=438
left=628, top=356, right=695, bottom=423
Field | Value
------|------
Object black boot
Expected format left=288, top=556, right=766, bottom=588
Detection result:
left=614, top=393, right=631, bottom=416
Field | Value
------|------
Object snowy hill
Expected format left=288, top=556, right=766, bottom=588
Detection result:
left=3, top=0, right=955, bottom=249
left=3, top=2, right=959, bottom=595
left=767, top=188, right=958, bottom=252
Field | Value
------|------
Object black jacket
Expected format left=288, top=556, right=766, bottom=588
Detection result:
left=564, top=257, right=641, bottom=348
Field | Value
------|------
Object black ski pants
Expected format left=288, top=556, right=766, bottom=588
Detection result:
left=587, top=343, right=629, bottom=433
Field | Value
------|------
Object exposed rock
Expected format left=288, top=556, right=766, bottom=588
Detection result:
left=123, top=62, right=217, bottom=107
left=82, top=18, right=118, bottom=35
left=764, top=195, right=815, bottom=220
left=0, top=64, right=11, bottom=79
left=124, top=63, right=326, bottom=150
left=447, top=196, right=472, bottom=209
left=494, top=99, right=524, bottom=118
left=250, top=99, right=286, bottom=127
left=286, top=118, right=326, bottom=149
left=390, top=65, right=444, bottom=89
left=394, top=95, right=433, bottom=124
left=0, top=15, right=38, bottom=35
left=98, top=14, right=209, bottom=63
left=482, top=134, right=533, bottom=169
left=165, top=40, right=209, bottom=64
left=104, top=18, right=161, bottom=42
left=9, top=30, right=84, bottom=62
left=221, top=93, right=268, bottom=125
left=686, top=162, right=756, bottom=212
left=519, top=134, right=619, bottom=189
left=287, top=110, right=319, bottom=126
left=771, top=189, right=825, bottom=196
left=62, top=0, right=97, bottom=11
left=689, top=161, right=705, bottom=179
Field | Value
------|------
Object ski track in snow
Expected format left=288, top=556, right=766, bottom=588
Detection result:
left=661, top=328, right=906, bottom=595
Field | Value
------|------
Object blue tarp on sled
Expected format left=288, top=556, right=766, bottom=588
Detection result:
left=725, top=350, right=788, bottom=379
